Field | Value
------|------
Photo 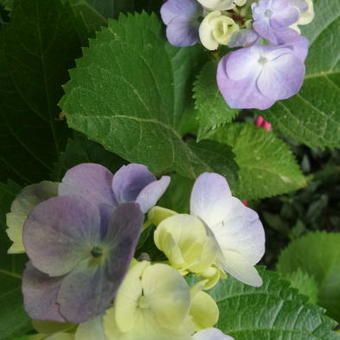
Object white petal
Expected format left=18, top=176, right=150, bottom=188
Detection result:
left=219, top=250, right=263, bottom=287
left=190, top=173, right=232, bottom=227
left=194, top=328, right=234, bottom=340
left=211, top=198, right=265, bottom=265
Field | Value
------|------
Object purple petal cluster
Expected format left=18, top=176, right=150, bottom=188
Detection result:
left=160, top=0, right=203, bottom=47
left=217, top=36, right=308, bottom=109
left=23, top=197, right=143, bottom=323
left=59, top=163, right=170, bottom=214
left=22, top=163, right=170, bottom=323
left=252, top=0, right=300, bottom=44
left=216, top=0, right=310, bottom=110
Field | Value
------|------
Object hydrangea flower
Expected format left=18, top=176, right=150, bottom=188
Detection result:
left=217, top=37, right=308, bottom=109
left=197, top=0, right=235, bottom=11
left=22, top=197, right=144, bottom=323
left=160, top=0, right=203, bottom=47
left=194, top=328, right=234, bottom=340
left=104, top=261, right=219, bottom=340
left=154, top=214, right=224, bottom=288
left=59, top=163, right=170, bottom=214
left=199, top=11, right=239, bottom=50
left=190, top=173, right=265, bottom=287
left=252, top=0, right=301, bottom=44
left=6, top=181, right=58, bottom=254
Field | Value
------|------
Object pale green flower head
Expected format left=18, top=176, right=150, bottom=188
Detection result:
left=104, top=261, right=193, bottom=339
left=199, top=11, right=240, bottom=50
left=6, top=181, right=58, bottom=254
left=154, top=214, right=223, bottom=288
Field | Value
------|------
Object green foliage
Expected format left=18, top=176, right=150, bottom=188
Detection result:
left=158, top=173, right=194, bottom=213
left=277, top=232, right=340, bottom=322
left=193, top=60, right=239, bottom=141
left=0, top=181, right=32, bottom=339
left=61, top=14, right=240, bottom=180
left=51, top=133, right=125, bottom=180
left=207, top=123, right=306, bottom=199
left=210, top=268, right=340, bottom=340
left=85, top=0, right=134, bottom=18
left=0, top=0, right=102, bottom=184
left=284, top=269, right=319, bottom=304
left=264, top=0, right=340, bottom=148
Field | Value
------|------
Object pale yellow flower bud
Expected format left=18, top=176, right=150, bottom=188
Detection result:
left=199, top=11, right=240, bottom=50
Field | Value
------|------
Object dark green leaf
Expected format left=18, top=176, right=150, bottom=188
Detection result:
left=0, top=181, right=32, bottom=339
left=0, top=0, right=103, bottom=184
left=51, top=133, right=125, bottom=181
left=61, top=13, right=233, bottom=180
left=193, top=60, right=239, bottom=141
left=207, top=123, right=306, bottom=199
left=210, top=268, right=340, bottom=339
left=277, top=232, right=340, bottom=322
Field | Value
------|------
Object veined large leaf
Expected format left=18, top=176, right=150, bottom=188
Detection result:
left=264, top=0, right=340, bottom=148
left=210, top=268, right=340, bottom=340
left=0, top=0, right=103, bottom=184
left=207, top=123, right=306, bottom=199
left=193, top=60, right=239, bottom=141
left=61, top=14, right=241, bottom=180
left=277, top=232, right=340, bottom=323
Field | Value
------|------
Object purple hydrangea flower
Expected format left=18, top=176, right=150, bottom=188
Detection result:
left=22, top=197, right=144, bottom=323
left=160, top=0, right=203, bottom=47
left=217, top=36, right=308, bottom=110
left=59, top=163, right=170, bottom=214
left=252, top=0, right=301, bottom=44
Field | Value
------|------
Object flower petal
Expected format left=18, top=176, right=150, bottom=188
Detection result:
left=219, top=250, right=263, bottom=287
left=6, top=181, right=58, bottom=254
left=166, top=19, right=200, bottom=47
left=190, top=290, right=219, bottom=330
left=258, top=52, right=305, bottom=100
left=59, top=163, right=116, bottom=210
left=23, top=196, right=102, bottom=276
left=22, top=262, right=65, bottom=322
left=142, top=263, right=191, bottom=330
left=136, top=176, right=171, bottom=213
left=112, top=164, right=155, bottom=203
left=57, top=203, right=143, bottom=323
left=114, top=261, right=149, bottom=332
left=190, top=173, right=232, bottom=227
left=104, top=202, right=144, bottom=283
left=194, top=328, right=234, bottom=340
left=211, top=197, right=265, bottom=265
left=217, top=54, right=275, bottom=110
left=161, top=0, right=200, bottom=25
left=225, top=46, right=261, bottom=81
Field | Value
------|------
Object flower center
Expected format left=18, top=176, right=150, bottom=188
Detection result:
left=137, top=295, right=150, bottom=309
left=264, top=9, right=273, bottom=18
left=91, top=246, right=103, bottom=258
left=258, top=56, right=268, bottom=65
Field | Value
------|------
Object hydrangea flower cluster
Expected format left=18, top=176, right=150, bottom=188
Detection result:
left=7, top=162, right=265, bottom=339
left=161, top=0, right=314, bottom=110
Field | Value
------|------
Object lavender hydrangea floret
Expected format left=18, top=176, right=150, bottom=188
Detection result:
left=22, top=197, right=144, bottom=323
